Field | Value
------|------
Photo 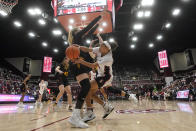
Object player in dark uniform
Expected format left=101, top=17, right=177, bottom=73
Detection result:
left=68, top=14, right=104, bottom=128
left=54, top=57, right=73, bottom=111
left=17, top=74, right=31, bottom=107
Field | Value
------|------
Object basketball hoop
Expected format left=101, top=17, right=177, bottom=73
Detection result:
left=0, top=0, right=18, bottom=15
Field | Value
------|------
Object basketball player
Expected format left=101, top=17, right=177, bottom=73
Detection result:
left=54, top=58, right=73, bottom=111
left=67, top=13, right=108, bottom=128
left=17, top=74, right=32, bottom=107
left=35, top=80, right=47, bottom=107
left=74, top=34, right=137, bottom=122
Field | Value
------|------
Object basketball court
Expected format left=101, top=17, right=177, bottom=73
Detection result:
left=1, top=0, right=196, bottom=131
left=0, top=100, right=196, bottom=131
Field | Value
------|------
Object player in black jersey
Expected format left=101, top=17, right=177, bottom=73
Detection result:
left=17, top=74, right=31, bottom=108
left=54, top=57, right=73, bottom=111
left=68, top=13, right=105, bottom=128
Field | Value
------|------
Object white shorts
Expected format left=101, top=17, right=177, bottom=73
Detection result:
left=39, top=90, right=44, bottom=95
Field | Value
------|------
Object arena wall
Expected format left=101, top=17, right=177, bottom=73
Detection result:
left=29, top=60, right=42, bottom=76
left=5, top=57, right=25, bottom=72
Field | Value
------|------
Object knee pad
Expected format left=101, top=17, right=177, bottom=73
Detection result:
left=107, top=86, right=121, bottom=94
left=77, top=78, right=91, bottom=101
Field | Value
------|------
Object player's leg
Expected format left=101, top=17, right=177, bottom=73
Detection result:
left=106, top=86, right=138, bottom=102
left=55, top=85, right=65, bottom=104
left=19, top=92, right=25, bottom=102
left=100, top=87, right=108, bottom=101
left=68, top=73, right=91, bottom=128
left=36, top=93, right=43, bottom=106
left=82, top=81, right=100, bottom=122
left=17, top=84, right=26, bottom=107
left=83, top=80, right=114, bottom=122
left=64, top=85, right=73, bottom=111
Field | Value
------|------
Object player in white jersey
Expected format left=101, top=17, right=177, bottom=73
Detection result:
left=74, top=34, right=115, bottom=121
left=74, top=34, right=137, bottom=122
left=35, top=80, right=47, bottom=106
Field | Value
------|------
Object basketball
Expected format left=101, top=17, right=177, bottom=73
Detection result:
left=65, top=45, right=80, bottom=60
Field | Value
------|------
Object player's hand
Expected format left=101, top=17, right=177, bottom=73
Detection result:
left=73, top=58, right=83, bottom=64
left=97, top=33, right=101, bottom=37
left=59, top=71, right=64, bottom=74
left=72, top=44, right=80, bottom=47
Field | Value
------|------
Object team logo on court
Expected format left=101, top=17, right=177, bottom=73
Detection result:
left=115, top=109, right=176, bottom=114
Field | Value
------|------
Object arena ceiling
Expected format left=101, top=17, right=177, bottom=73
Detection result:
left=0, top=0, right=196, bottom=66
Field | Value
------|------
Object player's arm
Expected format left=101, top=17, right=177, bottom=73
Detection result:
left=85, top=24, right=99, bottom=37
left=79, top=46, right=93, bottom=53
left=23, top=75, right=31, bottom=84
left=77, top=15, right=102, bottom=37
left=39, top=83, right=41, bottom=89
left=74, top=59, right=98, bottom=69
left=97, top=33, right=104, bottom=44
left=23, top=77, right=28, bottom=84
left=55, top=66, right=64, bottom=74
left=89, top=40, right=97, bottom=59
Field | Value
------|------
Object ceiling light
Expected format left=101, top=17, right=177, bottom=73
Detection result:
left=13, top=21, right=22, bottom=28
left=69, top=19, right=74, bottom=24
left=165, top=22, right=171, bottom=29
left=102, top=22, right=107, bottom=27
left=137, top=11, right=144, bottom=18
left=34, top=8, right=42, bottom=15
left=42, top=42, right=48, bottom=47
left=38, top=19, right=46, bottom=25
left=28, top=9, right=36, bottom=15
left=156, top=35, right=163, bottom=40
left=0, top=10, right=8, bottom=17
left=54, top=18, right=58, bottom=23
left=68, top=25, right=73, bottom=30
left=133, top=23, right=143, bottom=30
left=81, top=15, right=87, bottom=21
left=141, top=0, right=154, bottom=7
left=27, top=8, right=42, bottom=16
left=64, top=41, right=68, bottom=45
left=109, top=38, right=115, bottom=43
left=86, top=39, right=91, bottom=44
left=99, top=28, right=103, bottom=32
left=172, top=8, right=181, bottom=16
left=52, top=29, right=62, bottom=36
left=149, top=43, right=154, bottom=48
left=132, top=36, right=138, bottom=42
left=28, top=32, right=36, bottom=38
left=144, top=11, right=151, bottom=17
left=181, top=0, right=191, bottom=2
left=130, top=44, right=135, bottom=49
left=53, top=48, right=58, bottom=53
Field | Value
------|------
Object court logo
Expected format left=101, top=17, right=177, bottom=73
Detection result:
left=115, top=109, right=176, bottom=114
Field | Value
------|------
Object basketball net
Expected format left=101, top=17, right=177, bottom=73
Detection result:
left=0, top=0, right=18, bottom=15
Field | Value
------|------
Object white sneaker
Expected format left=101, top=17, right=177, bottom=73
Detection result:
left=35, top=102, right=43, bottom=107
left=103, top=103, right=114, bottom=119
left=40, top=102, right=43, bottom=107
left=35, top=101, right=38, bottom=106
left=68, top=109, right=89, bottom=128
left=82, top=110, right=96, bottom=123
left=129, top=94, right=138, bottom=103
left=17, top=102, right=25, bottom=108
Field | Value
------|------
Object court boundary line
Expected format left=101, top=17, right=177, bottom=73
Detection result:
left=30, top=116, right=70, bottom=131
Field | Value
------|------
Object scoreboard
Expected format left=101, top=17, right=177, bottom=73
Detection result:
left=52, top=0, right=114, bottom=34
left=54, top=0, right=113, bottom=16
